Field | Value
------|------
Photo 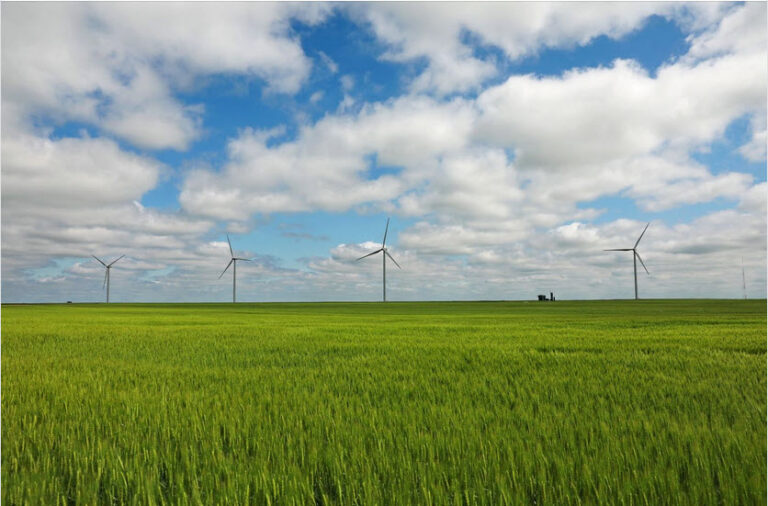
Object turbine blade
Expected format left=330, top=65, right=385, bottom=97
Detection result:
left=635, top=251, right=649, bottom=274
left=218, top=259, right=234, bottom=279
left=103, top=270, right=108, bottom=289
left=356, top=248, right=383, bottom=261
left=92, top=255, right=107, bottom=267
left=382, top=218, right=390, bottom=247
left=235, top=257, right=251, bottom=261
left=384, top=250, right=401, bottom=269
left=108, top=254, right=125, bottom=267
left=604, top=249, right=632, bottom=251
left=634, top=222, right=650, bottom=249
left=226, top=234, right=235, bottom=258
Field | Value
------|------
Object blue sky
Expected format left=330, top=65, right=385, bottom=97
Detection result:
left=2, top=2, right=766, bottom=302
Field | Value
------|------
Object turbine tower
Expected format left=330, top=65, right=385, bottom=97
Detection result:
left=219, top=235, right=251, bottom=303
left=604, top=222, right=650, bottom=300
left=742, top=257, right=747, bottom=299
left=356, top=218, right=401, bottom=302
left=92, top=255, right=124, bottom=303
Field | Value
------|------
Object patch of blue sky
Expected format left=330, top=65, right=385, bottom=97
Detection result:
left=581, top=193, right=741, bottom=226
left=463, top=14, right=690, bottom=95
left=26, top=256, right=84, bottom=280
left=140, top=266, right=175, bottom=281
left=692, top=114, right=767, bottom=181
left=652, top=198, right=744, bottom=225
left=292, top=11, right=423, bottom=106
left=139, top=181, right=180, bottom=211
left=177, top=74, right=298, bottom=156
left=363, top=153, right=404, bottom=180
left=48, top=120, right=100, bottom=141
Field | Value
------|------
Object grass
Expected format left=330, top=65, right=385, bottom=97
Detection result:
left=2, top=299, right=766, bottom=504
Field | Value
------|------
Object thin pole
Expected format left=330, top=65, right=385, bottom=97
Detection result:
left=633, top=251, right=638, bottom=300
left=106, top=268, right=110, bottom=303
left=742, top=257, right=747, bottom=299
left=382, top=250, right=386, bottom=302
left=233, top=260, right=237, bottom=303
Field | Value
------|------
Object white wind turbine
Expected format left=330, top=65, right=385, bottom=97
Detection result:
left=356, top=218, right=401, bottom=302
left=92, top=255, right=124, bottom=303
left=604, top=222, right=650, bottom=300
left=218, top=235, right=251, bottom=303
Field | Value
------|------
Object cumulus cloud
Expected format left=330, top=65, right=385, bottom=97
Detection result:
left=179, top=95, right=477, bottom=218
left=683, top=2, right=766, bottom=61
left=180, top=13, right=764, bottom=230
left=475, top=52, right=765, bottom=168
left=1, top=2, right=329, bottom=150
left=739, top=113, right=767, bottom=162
left=349, top=2, right=726, bottom=95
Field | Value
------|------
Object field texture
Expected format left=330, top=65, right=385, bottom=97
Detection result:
left=2, top=300, right=766, bottom=504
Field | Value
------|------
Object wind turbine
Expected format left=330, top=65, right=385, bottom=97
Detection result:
left=218, top=235, right=251, bottom=303
left=92, top=255, right=124, bottom=303
left=356, top=218, right=401, bottom=302
left=604, top=222, right=650, bottom=300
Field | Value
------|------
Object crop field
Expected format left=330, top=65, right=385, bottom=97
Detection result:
left=2, top=300, right=766, bottom=504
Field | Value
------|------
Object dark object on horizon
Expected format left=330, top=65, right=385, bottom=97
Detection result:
left=538, top=294, right=548, bottom=301
left=550, top=292, right=555, bottom=301
left=67, top=301, right=72, bottom=304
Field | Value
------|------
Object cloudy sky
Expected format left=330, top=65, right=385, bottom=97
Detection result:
left=2, top=1, right=766, bottom=303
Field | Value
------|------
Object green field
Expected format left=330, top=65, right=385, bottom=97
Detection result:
left=2, top=300, right=766, bottom=504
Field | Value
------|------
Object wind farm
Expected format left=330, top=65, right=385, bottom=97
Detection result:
left=5, top=219, right=763, bottom=504
left=3, top=2, right=766, bottom=505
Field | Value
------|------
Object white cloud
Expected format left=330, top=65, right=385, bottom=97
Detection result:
left=684, top=2, right=767, bottom=61
left=318, top=51, right=339, bottom=74
left=340, top=75, right=355, bottom=92
left=630, top=172, right=753, bottom=212
left=180, top=23, right=764, bottom=230
left=1, top=3, right=329, bottom=150
left=309, top=91, right=325, bottom=104
left=351, top=2, right=707, bottom=95
left=179, top=95, right=477, bottom=219
left=475, top=52, right=765, bottom=169
left=2, top=133, right=160, bottom=210
left=739, top=113, right=767, bottom=162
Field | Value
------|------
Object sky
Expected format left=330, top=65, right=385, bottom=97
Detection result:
left=1, top=1, right=766, bottom=303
